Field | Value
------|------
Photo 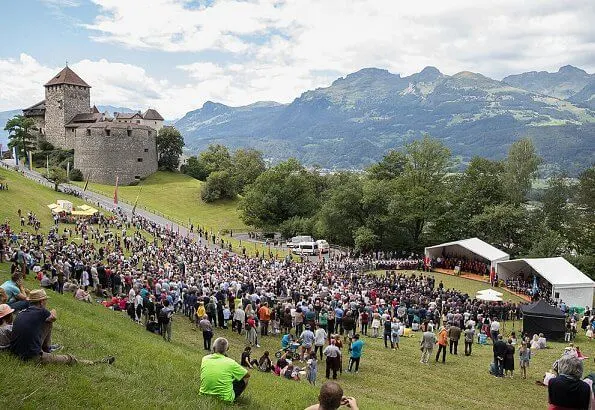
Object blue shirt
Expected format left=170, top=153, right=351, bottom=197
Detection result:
left=350, top=340, right=364, bottom=358
left=281, top=334, right=292, bottom=349
left=335, top=308, right=344, bottom=319
left=1, top=281, right=21, bottom=304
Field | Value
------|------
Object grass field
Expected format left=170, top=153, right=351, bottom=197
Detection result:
left=72, top=171, right=247, bottom=232
left=2, top=167, right=594, bottom=409
left=371, top=270, right=526, bottom=303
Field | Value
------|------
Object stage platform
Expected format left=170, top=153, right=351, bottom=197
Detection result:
left=432, top=268, right=531, bottom=302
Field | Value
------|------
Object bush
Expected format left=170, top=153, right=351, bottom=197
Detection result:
left=200, top=170, right=236, bottom=202
left=69, top=168, right=83, bottom=181
left=37, top=140, right=54, bottom=151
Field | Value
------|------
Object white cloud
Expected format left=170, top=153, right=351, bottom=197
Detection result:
left=2, top=1, right=594, bottom=118
left=84, top=0, right=595, bottom=78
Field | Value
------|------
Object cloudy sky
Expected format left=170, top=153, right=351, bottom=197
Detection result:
left=1, top=0, right=594, bottom=119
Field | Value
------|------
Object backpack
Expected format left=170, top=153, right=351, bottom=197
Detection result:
left=159, top=308, right=171, bottom=324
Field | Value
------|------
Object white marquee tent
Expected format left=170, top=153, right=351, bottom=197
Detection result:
left=424, top=237, right=510, bottom=271
left=496, top=257, right=594, bottom=308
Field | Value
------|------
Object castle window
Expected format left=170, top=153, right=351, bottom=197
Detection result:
left=106, top=129, right=111, bottom=136
left=86, top=129, right=91, bottom=136
left=127, top=130, right=132, bottom=137
left=144, top=148, right=149, bottom=153
left=154, top=121, right=157, bottom=125
left=136, top=120, right=140, bottom=124
left=134, top=176, right=141, bottom=180
left=137, top=158, right=143, bottom=162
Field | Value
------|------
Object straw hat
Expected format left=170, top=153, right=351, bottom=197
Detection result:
left=28, top=289, right=50, bottom=302
left=0, top=304, right=14, bottom=319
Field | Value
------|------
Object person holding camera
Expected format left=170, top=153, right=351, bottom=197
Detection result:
left=305, top=381, right=359, bottom=410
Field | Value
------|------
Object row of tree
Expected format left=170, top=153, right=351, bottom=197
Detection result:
left=228, top=137, right=593, bottom=277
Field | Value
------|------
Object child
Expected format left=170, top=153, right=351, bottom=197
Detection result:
left=241, top=346, right=258, bottom=368
left=478, top=330, right=488, bottom=345
left=306, top=352, right=317, bottom=385
left=258, top=351, right=273, bottom=372
left=519, top=342, right=531, bottom=379
left=586, top=326, right=593, bottom=340
left=0, top=304, right=14, bottom=350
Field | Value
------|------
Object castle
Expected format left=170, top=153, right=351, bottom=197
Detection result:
left=22, top=66, right=163, bottom=185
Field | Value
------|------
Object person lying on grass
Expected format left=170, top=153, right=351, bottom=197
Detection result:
left=9, top=289, right=115, bottom=365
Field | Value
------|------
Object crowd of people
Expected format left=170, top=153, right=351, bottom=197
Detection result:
left=0, top=204, right=592, bottom=408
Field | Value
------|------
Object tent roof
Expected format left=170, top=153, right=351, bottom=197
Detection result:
left=497, top=257, right=594, bottom=287
left=521, top=299, right=565, bottom=318
left=425, top=237, right=509, bottom=263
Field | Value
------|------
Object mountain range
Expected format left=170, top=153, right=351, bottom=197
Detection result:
left=1, top=65, right=594, bottom=173
left=175, top=65, right=595, bottom=174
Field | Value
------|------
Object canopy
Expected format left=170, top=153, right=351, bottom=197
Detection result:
left=477, top=289, right=503, bottom=297
left=476, top=293, right=503, bottom=302
left=425, top=238, right=510, bottom=270
left=521, top=300, right=565, bottom=341
left=47, top=203, right=65, bottom=213
left=497, top=257, right=594, bottom=308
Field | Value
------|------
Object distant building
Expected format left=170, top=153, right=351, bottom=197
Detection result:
left=22, top=66, right=164, bottom=185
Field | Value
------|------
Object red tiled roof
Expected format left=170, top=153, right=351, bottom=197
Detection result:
left=44, top=66, right=91, bottom=88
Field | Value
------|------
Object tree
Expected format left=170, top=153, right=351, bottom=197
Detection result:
left=231, top=148, right=266, bottom=193
left=431, top=157, right=505, bottom=242
left=5, top=115, right=36, bottom=161
left=354, top=226, right=378, bottom=254
left=183, top=144, right=232, bottom=181
left=503, top=138, right=541, bottom=205
left=471, top=203, right=530, bottom=257
left=156, top=127, right=184, bottom=171
left=200, top=170, right=237, bottom=202
left=46, top=166, right=68, bottom=191
left=183, top=156, right=209, bottom=180
left=315, top=173, right=365, bottom=246
left=393, top=136, right=451, bottom=248
left=367, top=150, right=408, bottom=180
left=542, top=174, right=571, bottom=233
left=239, top=159, right=318, bottom=230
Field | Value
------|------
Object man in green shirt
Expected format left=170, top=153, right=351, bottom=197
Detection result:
left=200, top=337, right=250, bottom=402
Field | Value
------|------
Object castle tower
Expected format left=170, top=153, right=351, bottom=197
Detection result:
left=44, top=66, right=91, bottom=149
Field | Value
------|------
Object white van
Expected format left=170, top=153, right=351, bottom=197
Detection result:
left=287, top=235, right=314, bottom=248
left=292, top=241, right=319, bottom=255
left=316, top=239, right=330, bottom=253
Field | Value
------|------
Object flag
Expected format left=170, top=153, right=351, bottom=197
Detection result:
left=13, top=147, right=18, bottom=165
left=46, top=155, right=50, bottom=177
left=83, top=172, right=90, bottom=192
left=113, top=176, right=119, bottom=205
left=28, top=151, right=32, bottom=171
left=490, top=266, right=496, bottom=283
left=132, top=186, right=142, bottom=214
left=532, top=275, right=539, bottom=295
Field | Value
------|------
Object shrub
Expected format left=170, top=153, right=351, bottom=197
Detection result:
left=69, top=168, right=83, bottom=181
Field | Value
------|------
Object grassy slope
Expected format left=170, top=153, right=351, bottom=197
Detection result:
left=73, top=171, right=247, bottom=232
left=1, top=168, right=594, bottom=409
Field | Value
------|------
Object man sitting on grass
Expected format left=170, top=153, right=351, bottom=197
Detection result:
left=200, top=337, right=250, bottom=402
left=10, top=289, right=115, bottom=365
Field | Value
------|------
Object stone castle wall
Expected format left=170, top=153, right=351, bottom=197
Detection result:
left=44, top=85, right=90, bottom=149
left=73, top=126, right=158, bottom=185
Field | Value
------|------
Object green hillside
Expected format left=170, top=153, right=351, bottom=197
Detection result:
left=1, top=167, right=592, bottom=409
left=73, top=171, right=247, bottom=232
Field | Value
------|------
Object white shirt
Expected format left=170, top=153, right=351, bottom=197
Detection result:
left=314, top=328, right=327, bottom=345
left=490, top=320, right=500, bottom=332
